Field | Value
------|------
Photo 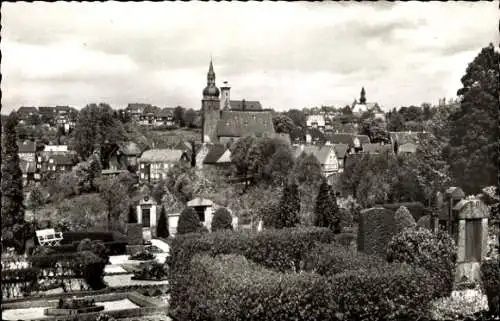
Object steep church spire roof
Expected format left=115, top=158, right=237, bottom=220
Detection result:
left=203, top=59, right=220, bottom=98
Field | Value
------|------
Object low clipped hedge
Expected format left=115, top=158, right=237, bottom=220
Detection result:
left=61, top=232, right=115, bottom=244
left=49, top=241, right=127, bottom=255
left=480, top=259, right=500, bottom=316
left=176, top=254, right=436, bottom=321
left=169, top=227, right=336, bottom=318
left=303, top=243, right=385, bottom=276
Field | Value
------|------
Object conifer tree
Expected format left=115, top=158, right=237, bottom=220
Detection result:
left=156, top=206, right=169, bottom=238
left=1, top=112, right=27, bottom=253
left=177, top=207, right=200, bottom=235
left=314, top=180, right=340, bottom=232
left=275, top=183, right=300, bottom=228
left=127, top=205, right=138, bottom=223
left=211, top=207, right=233, bottom=231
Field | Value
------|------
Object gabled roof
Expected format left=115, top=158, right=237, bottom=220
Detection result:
left=294, top=145, right=334, bottom=165
left=229, top=100, right=262, bottom=111
left=203, top=144, right=227, bottom=164
left=445, top=187, right=465, bottom=200
left=19, top=160, right=36, bottom=174
left=306, top=114, right=326, bottom=126
left=325, top=133, right=370, bottom=146
left=17, top=107, right=39, bottom=115
left=155, top=108, right=174, bottom=117
left=50, top=153, right=78, bottom=165
left=332, top=144, right=349, bottom=159
left=140, top=149, right=185, bottom=163
left=17, top=140, right=36, bottom=153
left=118, top=141, right=142, bottom=156
left=270, top=133, right=291, bottom=145
left=55, top=106, right=71, bottom=112
left=38, top=107, right=56, bottom=114
left=217, top=110, right=274, bottom=137
left=187, top=197, right=213, bottom=207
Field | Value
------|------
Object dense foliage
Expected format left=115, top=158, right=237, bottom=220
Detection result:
left=211, top=207, right=233, bottom=231
left=272, top=183, right=300, bottom=228
left=177, top=207, right=201, bottom=235
left=1, top=112, right=27, bottom=253
left=449, top=43, right=499, bottom=194
left=132, top=261, right=169, bottom=281
left=314, top=180, right=340, bottom=232
left=387, top=228, right=457, bottom=298
left=480, top=259, right=500, bottom=316
left=178, top=254, right=437, bottom=321
left=156, top=206, right=169, bottom=238
left=394, top=206, right=417, bottom=233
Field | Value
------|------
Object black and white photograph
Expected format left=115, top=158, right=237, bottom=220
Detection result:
left=1, top=1, right=499, bottom=320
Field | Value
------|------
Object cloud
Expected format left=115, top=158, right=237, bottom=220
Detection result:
left=1, top=1, right=498, bottom=114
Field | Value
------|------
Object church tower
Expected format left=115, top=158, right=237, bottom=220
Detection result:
left=201, top=59, right=220, bottom=143
left=220, top=81, right=231, bottom=110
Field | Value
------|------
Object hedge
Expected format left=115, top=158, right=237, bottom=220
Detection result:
left=303, top=243, right=385, bottom=276
left=357, top=207, right=397, bottom=256
left=168, top=227, right=336, bottom=318
left=174, top=254, right=436, bottom=321
left=61, top=232, right=115, bottom=244
left=49, top=241, right=127, bottom=255
left=480, top=259, right=500, bottom=316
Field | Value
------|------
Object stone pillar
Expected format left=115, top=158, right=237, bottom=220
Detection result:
left=457, top=220, right=466, bottom=262
left=481, top=218, right=489, bottom=259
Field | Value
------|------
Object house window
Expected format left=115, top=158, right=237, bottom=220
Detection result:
left=142, top=207, right=151, bottom=227
left=140, top=164, right=144, bottom=169
left=140, top=173, right=145, bottom=179
left=465, top=219, right=482, bottom=262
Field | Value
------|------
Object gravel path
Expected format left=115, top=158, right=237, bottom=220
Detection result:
left=104, top=274, right=169, bottom=288
left=2, top=307, right=48, bottom=320
left=96, top=299, right=140, bottom=311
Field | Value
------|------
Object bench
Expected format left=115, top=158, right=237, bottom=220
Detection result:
left=36, top=229, right=63, bottom=246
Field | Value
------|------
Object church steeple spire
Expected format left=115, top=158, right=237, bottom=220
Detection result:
left=203, top=59, right=220, bottom=99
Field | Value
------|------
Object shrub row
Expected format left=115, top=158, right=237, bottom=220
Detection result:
left=174, top=254, right=436, bottom=321
left=60, top=232, right=115, bottom=244
left=480, top=259, right=500, bottom=316
left=168, top=227, right=336, bottom=317
left=47, top=241, right=127, bottom=255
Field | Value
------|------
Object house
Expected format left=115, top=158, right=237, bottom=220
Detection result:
left=362, top=143, right=393, bottom=155
left=139, top=149, right=190, bottom=182
left=154, top=109, right=175, bottom=127
left=17, top=107, right=39, bottom=124
left=18, top=140, right=37, bottom=162
left=200, top=144, right=232, bottom=168
left=125, top=103, right=148, bottom=120
left=306, top=115, right=326, bottom=132
left=109, top=142, right=143, bottom=171
left=294, top=145, right=340, bottom=177
left=305, top=128, right=326, bottom=145
left=325, top=133, right=370, bottom=151
left=38, top=107, right=57, bottom=125
left=389, top=131, right=430, bottom=154
left=139, top=112, right=156, bottom=126
left=44, top=153, right=79, bottom=172
left=43, top=145, right=69, bottom=153
left=332, top=144, right=349, bottom=171
left=332, top=123, right=358, bottom=134
left=20, top=160, right=39, bottom=186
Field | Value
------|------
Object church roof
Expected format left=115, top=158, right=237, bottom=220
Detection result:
left=140, top=149, right=185, bottom=163
left=332, top=144, right=349, bottom=159
left=203, top=144, right=227, bottom=164
left=229, top=100, right=262, bottom=111
left=216, top=110, right=274, bottom=138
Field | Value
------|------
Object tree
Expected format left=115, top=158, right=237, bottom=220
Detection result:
left=274, top=183, right=300, bottom=228
left=177, top=207, right=200, bottom=235
left=152, top=181, right=167, bottom=204
left=285, top=109, right=306, bottom=128
left=1, top=112, right=27, bottom=253
left=156, top=206, right=169, bottom=238
left=97, top=176, right=129, bottom=231
left=449, top=43, right=499, bottom=194
left=230, top=136, right=257, bottom=187
left=292, top=153, right=323, bottom=187
left=72, top=103, right=126, bottom=161
left=173, top=106, right=185, bottom=127
left=387, top=109, right=405, bottom=132
left=266, top=145, right=295, bottom=186
left=28, top=186, right=45, bottom=229
left=314, top=180, right=340, bottom=232
left=183, top=109, right=197, bottom=128
left=359, top=118, right=389, bottom=144
left=211, top=207, right=233, bottom=231
left=127, top=205, right=138, bottom=223
left=394, top=206, right=417, bottom=233
left=272, top=114, right=295, bottom=134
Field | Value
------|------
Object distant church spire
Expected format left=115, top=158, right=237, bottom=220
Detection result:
left=203, top=59, right=219, bottom=99
left=360, top=87, right=366, bottom=104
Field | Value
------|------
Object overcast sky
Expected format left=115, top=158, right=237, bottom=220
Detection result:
left=1, top=1, right=498, bottom=114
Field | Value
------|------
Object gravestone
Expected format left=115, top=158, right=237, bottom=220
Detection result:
left=126, top=223, right=144, bottom=255
left=452, top=197, right=490, bottom=283
left=357, top=207, right=397, bottom=256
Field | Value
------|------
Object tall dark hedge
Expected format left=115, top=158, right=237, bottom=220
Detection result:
left=156, top=206, right=169, bottom=238
left=127, top=205, right=137, bottom=223
left=275, top=183, right=300, bottom=228
left=177, top=207, right=200, bottom=235
left=480, top=259, right=500, bottom=316
left=1, top=112, right=27, bottom=253
left=211, top=207, right=233, bottom=232
left=314, top=180, right=340, bottom=232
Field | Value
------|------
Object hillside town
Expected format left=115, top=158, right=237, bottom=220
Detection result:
left=1, top=2, right=499, bottom=321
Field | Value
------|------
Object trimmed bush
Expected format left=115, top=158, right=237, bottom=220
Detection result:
left=132, top=261, right=168, bottom=281
left=175, top=254, right=436, bottom=321
left=417, top=215, right=432, bottom=230
left=480, top=259, right=500, bottom=316
left=77, top=239, right=109, bottom=263
left=156, top=206, right=169, bottom=238
left=357, top=207, right=397, bottom=256
left=387, top=228, right=457, bottom=298
left=169, top=227, right=336, bottom=317
left=177, top=207, right=201, bottom=235
left=394, top=206, right=416, bottom=233
left=314, top=180, right=340, bottom=232
left=129, top=250, right=154, bottom=261
left=211, top=207, right=233, bottom=232
left=382, top=202, right=428, bottom=222
left=303, top=242, right=384, bottom=276
left=127, top=205, right=138, bottom=224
